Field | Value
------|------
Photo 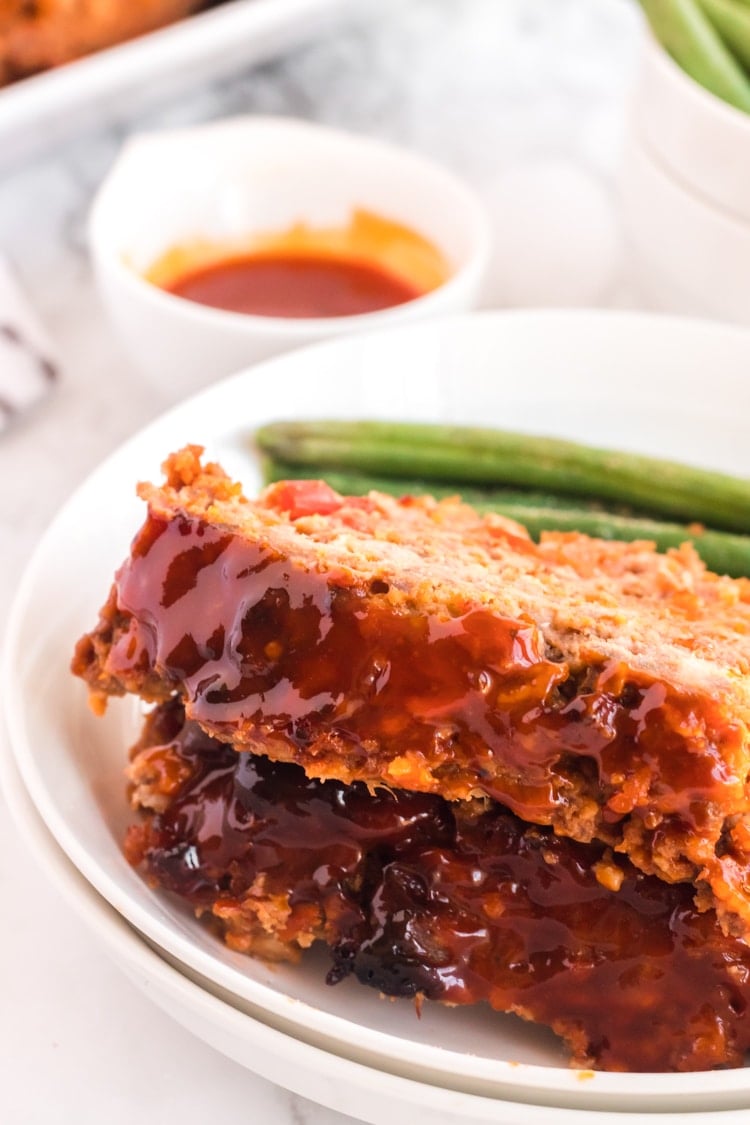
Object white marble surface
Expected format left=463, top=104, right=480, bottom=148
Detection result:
left=0, top=1, right=644, bottom=1122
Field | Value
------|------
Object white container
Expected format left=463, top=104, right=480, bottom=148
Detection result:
left=620, top=126, right=750, bottom=322
left=621, top=25, right=750, bottom=323
left=89, top=116, right=490, bottom=397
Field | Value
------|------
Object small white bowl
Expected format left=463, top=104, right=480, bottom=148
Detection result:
left=89, top=116, right=490, bottom=397
left=620, top=125, right=750, bottom=323
left=630, top=26, right=750, bottom=220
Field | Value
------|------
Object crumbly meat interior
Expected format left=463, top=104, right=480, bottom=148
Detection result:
left=73, top=446, right=750, bottom=940
left=126, top=699, right=750, bottom=1073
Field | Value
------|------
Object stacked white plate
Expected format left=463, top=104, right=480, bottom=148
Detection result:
left=4, top=311, right=750, bottom=1123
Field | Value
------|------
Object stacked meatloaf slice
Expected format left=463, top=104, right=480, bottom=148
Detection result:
left=73, top=445, right=750, bottom=1071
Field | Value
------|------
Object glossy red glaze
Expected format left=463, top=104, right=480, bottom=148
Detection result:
left=109, top=511, right=742, bottom=839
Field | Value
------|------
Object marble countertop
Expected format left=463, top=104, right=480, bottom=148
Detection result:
left=0, top=1, right=644, bottom=1121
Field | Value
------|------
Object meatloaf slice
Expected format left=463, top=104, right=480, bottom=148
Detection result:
left=126, top=699, right=750, bottom=1073
left=73, top=446, right=750, bottom=937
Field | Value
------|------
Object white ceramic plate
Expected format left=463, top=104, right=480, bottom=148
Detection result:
left=0, top=0, right=348, bottom=169
left=5, top=737, right=747, bottom=1125
left=5, top=310, right=750, bottom=1115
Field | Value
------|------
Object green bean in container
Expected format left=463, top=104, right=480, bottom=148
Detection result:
left=255, top=420, right=750, bottom=533
left=639, top=0, right=750, bottom=112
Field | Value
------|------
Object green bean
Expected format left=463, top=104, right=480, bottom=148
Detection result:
left=639, top=0, right=750, bottom=112
left=255, top=420, right=750, bottom=533
left=698, top=0, right=750, bottom=70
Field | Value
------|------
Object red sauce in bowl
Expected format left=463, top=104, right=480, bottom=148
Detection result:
left=166, top=253, right=423, bottom=318
left=145, top=209, right=450, bottom=320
